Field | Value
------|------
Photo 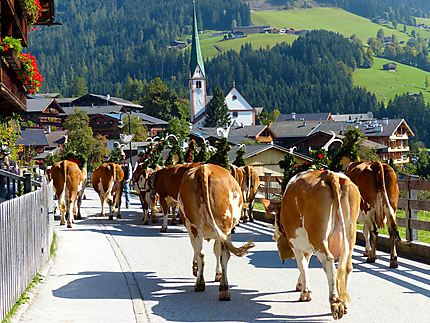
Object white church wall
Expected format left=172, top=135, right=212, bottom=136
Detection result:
left=231, top=110, right=254, bottom=126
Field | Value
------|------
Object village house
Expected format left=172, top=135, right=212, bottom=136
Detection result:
left=58, top=93, right=143, bottom=112
left=232, top=25, right=270, bottom=35
left=383, top=63, right=397, bottom=71
left=20, top=98, right=64, bottom=131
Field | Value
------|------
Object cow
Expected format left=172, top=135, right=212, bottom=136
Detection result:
left=230, top=165, right=260, bottom=222
left=75, top=165, right=87, bottom=220
left=145, top=162, right=201, bottom=232
left=92, top=162, right=124, bottom=220
left=262, top=170, right=360, bottom=320
left=177, top=164, right=255, bottom=301
left=345, top=161, right=401, bottom=268
left=49, top=160, right=86, bottom=228
left=132, top=163, right=157, bottom=224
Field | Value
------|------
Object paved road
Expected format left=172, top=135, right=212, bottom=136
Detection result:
left=19, top=189, right=430, bottom=323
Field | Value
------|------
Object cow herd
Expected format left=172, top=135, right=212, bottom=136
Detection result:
left=47, top=159, right=401, bottom=320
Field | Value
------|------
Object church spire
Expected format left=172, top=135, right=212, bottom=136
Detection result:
left=189, top=0, right=205, bottom=77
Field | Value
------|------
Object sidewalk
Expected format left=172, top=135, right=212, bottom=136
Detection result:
left=17, top=189, right=148, bottom=323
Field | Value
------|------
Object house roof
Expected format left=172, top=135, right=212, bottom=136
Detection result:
left=228, top=144, right=312, bottom=163
left=27, top=98, right=64, bottom=113
left=56, top=97, right=76, bottom=105
left=134, top=113, right=168, bottom=125
left=17, top=129, right=49, bottom=146
left=276, top=113, right=331, bottom=122
left=61, top=105, right=124, bottom=116
left=269, top=120, right=322, bottom=138
left=85, top=94, right=143, bottom=109
left=46, top=130, right=67, bottom=147
left=330, top=112, right=374, bottom=122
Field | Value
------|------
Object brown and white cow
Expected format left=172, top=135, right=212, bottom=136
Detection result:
left=345, top=161, right=401, bottom=268
left=262, top=170, right=360, bottom=320
left=145, top=162, right=201, bottom=232
left=230, top=165, right=260, bottom=222
left=92, top=162, right=124, bottom=220
left=132, top=163, right=157, bottom=224
left=49, top=160, right=86, bottom=228
left=178, top=164, right=255, bottom=301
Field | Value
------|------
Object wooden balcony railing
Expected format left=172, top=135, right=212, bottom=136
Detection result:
left=3, top=0, right=29, bottom=47
left=0, top=54, right=27, bottom=112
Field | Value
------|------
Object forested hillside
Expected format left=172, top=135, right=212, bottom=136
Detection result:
left=29, top=0, right=250, bottom=96
left=205, top=31, right=378, bottom=114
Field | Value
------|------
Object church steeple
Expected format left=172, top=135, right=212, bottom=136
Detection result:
left=189, top=1, right=205, bottom=77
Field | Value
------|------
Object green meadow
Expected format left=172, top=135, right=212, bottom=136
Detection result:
left=252, top=8, right=410, bottom=43
left=353, top=57, right=430, bottom=104
left=200, top=31, right=297, bottom=59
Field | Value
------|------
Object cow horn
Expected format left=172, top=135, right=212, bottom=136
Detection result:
left=289, top=146, right=297, bottom=153
left=322, top=131, right=343, bottom=151
left=165, top=133, right=178, bottom=142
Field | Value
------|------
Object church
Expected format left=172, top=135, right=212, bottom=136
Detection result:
left=189, top=4, right=256, bottom=127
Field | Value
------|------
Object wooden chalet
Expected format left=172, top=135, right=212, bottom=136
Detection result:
left=21, top=98, right=64, bottom=130
left=0, top=0, right=55, bottom=114
left=68, top=93, right=143, bottom=112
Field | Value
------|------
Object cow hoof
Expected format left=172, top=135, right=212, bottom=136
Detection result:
left=219, top=290, right=230, bottom=301
left=215, top=273, right=222, bottom=282
left=117, top=214, right=122, bottom=219
left=160, top=227, right=167, bottom=233
left=363, top=250, right=369, bottom=257
left=366, top=257, right=376, bottom=264
left=231, top=227, right=236, bottom=234
left=389, top=260, right=398, bottom=269
left=142, top=220, right=148, bottom=225
left=249, top=217, right=254, bottom=223
left=299, top=290, right=312, bottom=302
left=330, top=299, right=346, bottom=320
left=171, top=221, right=177, bottom=226
left=67, top=224, right=72, bottom=229
left=151, top=219, right=158, bottom=224
left=76, top=215, right=82, bottom=220
left=194, top=282, right=205, bottom=292
left=60, top=222, right=65, bottom=226
left=109, top=216, right=113, bottom=221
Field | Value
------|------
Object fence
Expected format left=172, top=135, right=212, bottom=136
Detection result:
left=0, top=178, right=53, bottom=321
left=254, top=175, right=430, bottom=263
left=0, top=169, right=42, bottom=202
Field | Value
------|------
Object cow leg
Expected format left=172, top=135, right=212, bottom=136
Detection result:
left=141, top=201, right=149, bottom=224
left=66, top=198, right=73, bottom=228
left=76, top=195, right=83, bottom=220
left=362, top=219, right=371, bottom=257
left=296, top=253, right=312, bottom=291
left=190, top=233, right=205, bottom=292
left=316, top=251, right=346, bottom=320
left=247, top=200, right=255, bottom=222
left=59, top=200, right=66, bottom=225
left=213, top=240, right=222, bottom=282
left=171, top=206, right=177, bottom=225
left=219, top=242, right=231, bottom=301
left=366, top=222, right=378, bottom=263
left=294, top=250, right=312, bottom=302
left=242, top=203, right=248, bottom=223
left=99, top=196, right=105, bottom=217
left=387, top=216, right=399, bottom=268
left=160, top=199, right=169, bottom=232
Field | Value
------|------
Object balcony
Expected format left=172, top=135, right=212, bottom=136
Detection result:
left=0, top=52, right=27, bottom=112
left=33, top=0, right=56, bottom=26
left=389, top=134, right=408, bottom=140
left=3, top=0, right=29, bottom=47
left=393, top=156, right=410, bottom=164
left=387, top=146, right=410, bottom=153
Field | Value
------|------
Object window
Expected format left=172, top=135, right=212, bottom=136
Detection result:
left=232, top=95, right=237, bottom=100
left=196, top=81, right=202, bottom=89
left=232, top=111, right=238, bottom=118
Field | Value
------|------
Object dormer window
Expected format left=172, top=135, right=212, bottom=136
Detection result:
left=196, top=81, right=202, bottom=89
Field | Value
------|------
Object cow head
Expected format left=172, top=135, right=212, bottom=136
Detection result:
left=261, top=198, right=294, bottom=261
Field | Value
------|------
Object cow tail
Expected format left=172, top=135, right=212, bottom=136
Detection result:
left=200, top=166, right=254, bottom=257
left=326, top=171, right=350, bottom=303
left=375, top=162, right=400, bottom=241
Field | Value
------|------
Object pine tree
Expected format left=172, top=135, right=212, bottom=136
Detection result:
left=195, top=143, right=211, bottom=163
left=208, top=137, right=231, bottom=170
left=204, top=86, right=231, bottom=128
left=233, top=147, right=246, bottom=167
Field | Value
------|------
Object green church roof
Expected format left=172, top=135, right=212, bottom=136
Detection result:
left=189, top=2, right=205, bottom=77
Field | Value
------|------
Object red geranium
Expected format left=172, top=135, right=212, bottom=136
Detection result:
left=19, top=52, right=43, bottom=94
left=317, top=153, right=324, bottom=160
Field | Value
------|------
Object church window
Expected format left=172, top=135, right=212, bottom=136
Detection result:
left=232, top=95, right=237, bottom=100
left=196, top=81, right=202, bottom=88
left=233, top=111, right=239, bottom=118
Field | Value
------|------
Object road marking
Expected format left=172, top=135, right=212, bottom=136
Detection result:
left=96, top=219, right=150, bottom=323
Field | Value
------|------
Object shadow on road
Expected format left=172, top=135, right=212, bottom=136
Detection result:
left=53, top=271, right=331, bottom=322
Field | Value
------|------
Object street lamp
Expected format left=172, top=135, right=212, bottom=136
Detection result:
left=118, top=111, right=134, bottom=168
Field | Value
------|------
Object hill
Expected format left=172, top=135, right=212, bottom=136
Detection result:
left=252, top=8, right=410, bottom=43
left=353, top=57, right=430, bottom=104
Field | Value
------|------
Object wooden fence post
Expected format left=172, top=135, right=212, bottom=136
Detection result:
left=406, top=176, right=418, bottom=241
left=23, top=173, right=32, bottom=194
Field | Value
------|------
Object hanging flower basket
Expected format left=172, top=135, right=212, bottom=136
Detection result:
left=19, top=53, right=43, bottom=94
left=23, top=0, right=43, bottom=27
